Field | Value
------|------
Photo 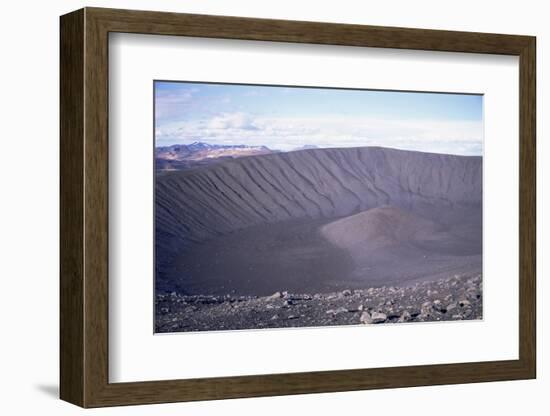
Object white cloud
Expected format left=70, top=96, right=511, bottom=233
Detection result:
left=155, top=87, right=200, bottom=120
left=207, top=112, right=259, bottom=130
left=156, top=112, right=482, bottom=155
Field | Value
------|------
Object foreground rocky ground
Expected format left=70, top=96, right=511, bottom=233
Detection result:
left=155, top=274, right=482, bottom=333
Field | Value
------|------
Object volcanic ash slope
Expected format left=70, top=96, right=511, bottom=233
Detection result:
left=155, top=146, right=482, bottom=295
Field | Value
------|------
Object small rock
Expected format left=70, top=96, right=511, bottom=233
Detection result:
left=288, top=315, right=299, bottom=320
left=420, top=310, right=432, bottom=319
left=387, top=313, right=401, bottom=321
left=459, top=300, right=471, bottom=308
left=160, top=307, right=169, bottom=314
left=268, top=291, right=282, bottom=299
left=398, top=310, right=411, bottom=322
left=270, top=314, right=279, bottom=320
left=360, top=312, right=373, bottom=324
left=462, top=308, right=473, bottom=318
left=326, top=307, right=348, bottom=315
left=433, top=300, right=447, bottom=313
left=421, top=302, right=433, bottom=316
left=446, top=302, right=458, bottom=313
left=466, top=289, right=481, bottom=300
left=292, top=294, right=312, bottom=301
left=342, top=289, right=352, bottom=296
left=371, top=312, right=387, bottom=324
left=409, top=309, right=421, bottom=318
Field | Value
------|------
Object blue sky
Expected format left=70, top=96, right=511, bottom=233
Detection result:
left=155, top=81, right=483, bottom=155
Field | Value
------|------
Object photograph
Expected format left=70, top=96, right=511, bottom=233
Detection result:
left=154, top=81, right=483, bottom=333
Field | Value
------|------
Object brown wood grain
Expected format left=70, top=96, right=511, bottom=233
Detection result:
left=59, top=8, right=84, bottom=406
left=60, top=7, right=537, bottom=408
left=518, top=38, right=537, bottom=375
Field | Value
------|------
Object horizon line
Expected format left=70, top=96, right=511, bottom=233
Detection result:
left=154, top=141, right=483, bottom=157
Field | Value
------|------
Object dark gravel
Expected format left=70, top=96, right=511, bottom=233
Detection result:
left=155, top=273, right=482, bottom=333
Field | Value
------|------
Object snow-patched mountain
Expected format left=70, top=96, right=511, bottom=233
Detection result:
left=155, top=142, right=275, bottom=171
left=295, top=144, right=319, bottom=151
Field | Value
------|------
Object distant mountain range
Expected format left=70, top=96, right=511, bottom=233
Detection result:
left=155, top=142, right=276, bottom=171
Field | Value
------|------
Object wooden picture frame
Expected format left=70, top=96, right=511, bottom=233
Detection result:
left=60, top=7, right=536, bottom=408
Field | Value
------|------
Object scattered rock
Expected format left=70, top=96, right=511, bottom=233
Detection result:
left=268, top=291, right=283, bottom=299
left=433, top=300, right=447, bottom=313
left=156, top=273, right=482, bottom=332
left=462, top=309, right=473, bottom=318
left=326, top=307, right=348, bottom=315
left=387, top=313, right=401, bottom=321
left=398, top=310, right=411, bottom=322
left=409, top=309, right=421, bottom=318
left=360, top=312, right=373, bottom=324
left=446, top=302, right=458, bottom=313
left=466, top=288, right=481, bottom=300
left=291, top=294, right=312, bottom=301
left=371, top=312, right=387, bottom=324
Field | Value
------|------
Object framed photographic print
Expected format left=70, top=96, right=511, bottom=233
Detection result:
left=60, top=7, right=536, bottom=408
